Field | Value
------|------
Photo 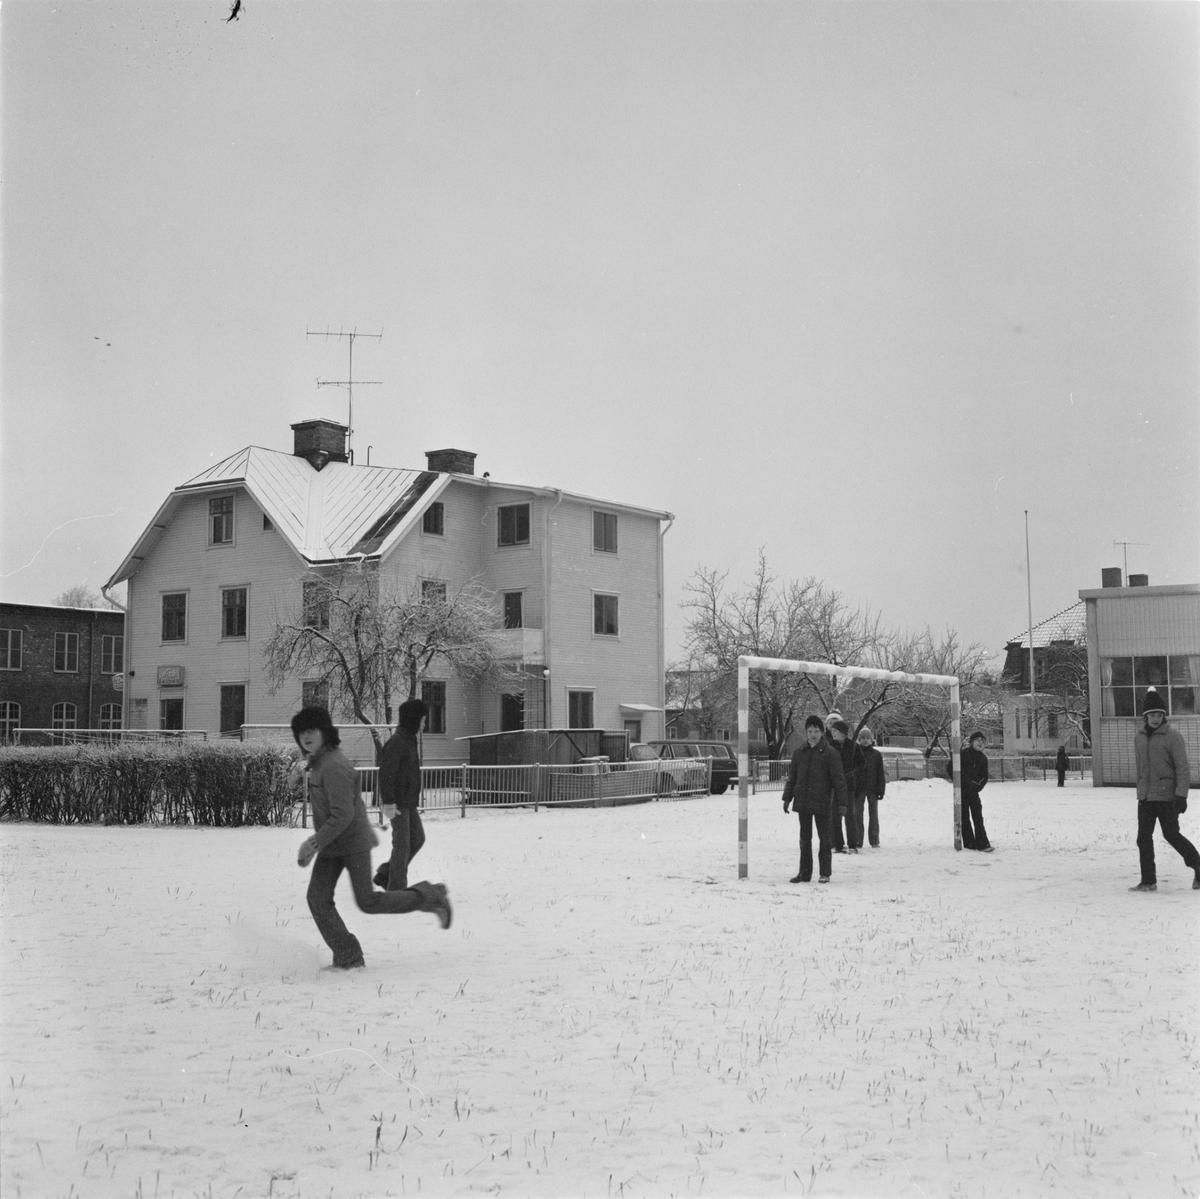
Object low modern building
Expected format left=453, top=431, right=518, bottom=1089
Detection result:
left=0, top=602, right=125, bottom=741
left=1079, top=574, right=1200, bottom=786
left=104, top=419, right=674, bottom=763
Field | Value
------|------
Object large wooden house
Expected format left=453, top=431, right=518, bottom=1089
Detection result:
left=105, top=420, right=673, bottom=763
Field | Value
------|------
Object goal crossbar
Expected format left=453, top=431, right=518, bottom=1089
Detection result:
left=736, top=654, right=962, bottom=877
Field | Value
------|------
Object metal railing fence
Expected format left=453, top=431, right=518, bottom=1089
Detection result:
left=9, top=728, right=209, bottom=747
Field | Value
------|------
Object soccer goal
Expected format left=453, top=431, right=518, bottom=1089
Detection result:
left=736, top=654, right=963, bottom=877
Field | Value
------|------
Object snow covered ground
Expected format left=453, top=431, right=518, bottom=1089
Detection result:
left=2, top=777, right=1197, bottom=1199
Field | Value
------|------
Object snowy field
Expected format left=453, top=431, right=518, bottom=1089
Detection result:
left=2, top=778, right=1198, bottom=1199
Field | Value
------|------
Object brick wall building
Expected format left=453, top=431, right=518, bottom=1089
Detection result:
left=0, top=602, right=126, bottom=740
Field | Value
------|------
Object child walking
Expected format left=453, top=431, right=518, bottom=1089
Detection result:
left=291, top=707, right=452, bottom=969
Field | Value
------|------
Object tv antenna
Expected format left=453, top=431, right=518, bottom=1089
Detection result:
left=1112, top=540, right=1149, bottom=584
left=306, top=327, right=382, bottom=465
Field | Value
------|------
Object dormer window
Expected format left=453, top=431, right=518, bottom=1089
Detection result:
left=209, top=495, right=234, bottom=545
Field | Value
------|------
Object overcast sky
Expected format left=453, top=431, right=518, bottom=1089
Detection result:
left=3, top=1, right=1197, bottom=668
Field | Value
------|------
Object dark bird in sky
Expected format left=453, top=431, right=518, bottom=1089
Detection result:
left=225, top=0, right=241, bottom=21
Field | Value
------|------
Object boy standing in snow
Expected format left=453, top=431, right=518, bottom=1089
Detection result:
left=374, top=698, right=428, bottom=891
left=827, top=719, right=864, bottom=853
left=1130, top=688, right=1198, bottom=893
left=856, top=727, right=886, bottom=848
left=950, top=731, right=993, bottom=851
left=782, top=715, right=847, bottom=883
left=292, top=706, right=452, bottom=970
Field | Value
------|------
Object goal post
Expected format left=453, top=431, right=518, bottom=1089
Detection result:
left=736, top=654, right=962, bottom=878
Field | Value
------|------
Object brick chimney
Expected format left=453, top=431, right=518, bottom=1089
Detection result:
left=426, top=448, right=477, bottom=475
left=1128, top=574, right=1149, bottom=587
left=291, top=420, right=348, bottom=471
left=1101, top=567, right=1122, bottom=588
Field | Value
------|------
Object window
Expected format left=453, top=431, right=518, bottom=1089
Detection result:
left=501, top=693, right=524, bottom=732
left=302, top=582, right=330, bottom=630
left=99, top=703, right=122, bottom=731
left=422, top=580, right=448, bottom=604
left=54, top=632, right=80, bottom=673
left=421, top=681, right=446, bottom=734
left=302, top=680, right=330, bottom=710
left=498, top=503, right=530, bottom=547
left=162, top=593, right=187, bottom=642
left=1047, top=712, right=1058, bottom=739
left=0, top=702, right=19, bottom=743
left=568, top=690, right=594, bottom=729
left=593, top=511, right=618, bottom=554
left=593, top=594, right=619, bottom=637
left=220, top=685, right=246, bottom=736
left=503, top=592, right=523, bottom=630
left=0, top=629, right=22, bottom=670
left=160, top=698, right=184, bottom=730
left=1101, top=655, right=1200, bottom=717
left=262, top=513, right=273, bottom=532
left=221, top=588, right=248, bottom=639
left=209, top=495, right=234, bottom=545
left=716, top=728, right=732, bottom=741
left=624, top=718, right=641, bottom=743
left=100, top=634, right=124, bottom=674
left=423, top=502, right=444, bottom=536
left=52, top=702, right=77, bottom=730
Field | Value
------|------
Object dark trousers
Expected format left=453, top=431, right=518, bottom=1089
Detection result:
left=385, top=809, right=426, bottom=890
left=798, top=808, right=832, bottom=880
left=307, top=850, right=423, bottom=967
left=1137, top=803, right=1200, bottom=886
left=830, top=803, right=859, bottom=851
left=1057, top=769, right=1066, bottom=787
left=961, top=792, right=990, bottom=850
left=864, top=795, right=880, bottom=847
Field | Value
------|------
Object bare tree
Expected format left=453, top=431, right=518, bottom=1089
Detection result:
left=54, top=584, right=117, bottom=609
left=1031, top=643, right=1091, bottom=748
left=666, top=654, right=736, bottom=739
left=262, top=563, right=523, bottom=758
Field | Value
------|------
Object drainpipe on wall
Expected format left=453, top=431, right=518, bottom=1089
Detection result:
left=101, top=583, right=128, bottom=731
left=659, top=514, right=675, bottom=742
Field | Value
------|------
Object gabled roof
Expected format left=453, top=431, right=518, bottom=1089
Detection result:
left=106, top=446, right=447, bottom=586
left=1006, top=601, right=1086, bottom=649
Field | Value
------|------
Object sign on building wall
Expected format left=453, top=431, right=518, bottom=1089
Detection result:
left=157, top=665, right=185, bottom=687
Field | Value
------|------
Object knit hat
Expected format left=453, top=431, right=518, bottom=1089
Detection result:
left=824, top=711, right=843, bottom=727
left=857, top=727, right=874, bottom=744
left=1142, top=688, right=1167, bottom=715
left=832, top=719, right=850, bottom=736
left=804, top=714, right=825, bottom=731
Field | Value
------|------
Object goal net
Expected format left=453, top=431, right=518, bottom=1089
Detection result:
left=736, top=654, right=963, bottom=877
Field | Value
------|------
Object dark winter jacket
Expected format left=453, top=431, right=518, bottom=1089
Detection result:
left=378, top=728, right=422, bottom=811
left=953, top=746, right=989, bottom=802
left=1135, top=720, right=1191, bottom=803
left=858, top=746, right=887, bottom=799
left=307, top=745, right=379, bottom=856
left=782, top=740, right=847, bottom=815
left=1055, top=747, right=1068, bottom=774
left=830, top=736, right=866, bottom=800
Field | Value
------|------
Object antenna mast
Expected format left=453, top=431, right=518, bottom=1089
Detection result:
left=306, top=326, right=382, bottom=464
left=1112, top=540, right=1149, bottom=585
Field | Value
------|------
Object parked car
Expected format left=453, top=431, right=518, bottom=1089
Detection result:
left=629, top=743, right=696, bottom=793
left=644, top=739, right=739, bottom=794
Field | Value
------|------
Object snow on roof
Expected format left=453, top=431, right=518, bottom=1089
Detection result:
left=1006, top=600, right=1086, bottom=649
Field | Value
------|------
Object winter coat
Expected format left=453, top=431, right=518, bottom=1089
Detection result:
left=830, top=737, right=865, bottom=799
left=1135, top=721, right=1191, bottom=804
left=858, top=745, right=887, bottom=799
left=306, top=745, right=379, bottom=857
left=378, top=728, right=422, bottom=811
left=1055, top=747, right=1069, bottom=772
left=952, top=747, right=989, bottom=802
left=782, top=740, right=847, bottom=815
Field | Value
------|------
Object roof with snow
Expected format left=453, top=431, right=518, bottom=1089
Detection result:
left=1005, top=601, right=1086, bottom=649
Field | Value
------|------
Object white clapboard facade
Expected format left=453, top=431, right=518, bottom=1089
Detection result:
left=106, top=420, right=673, bottom=763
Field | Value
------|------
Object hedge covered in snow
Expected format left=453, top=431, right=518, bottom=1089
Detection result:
left=0, top=742, right=303, bottom=825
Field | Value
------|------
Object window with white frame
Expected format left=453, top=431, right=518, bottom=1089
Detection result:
left=503, top=592, right=523, bottom=630
left=54, top=632, right=79, bottom=673
left=101, top=634, right=123, bottom=674
left=0, top=701, right=19, bottom=742
left=568, top=690, right=594, bottom=729
left=593, top=511, right=618, bottom=554
left=220, top=684, right=246, bottom=735
left=302, top=581, right=330, bottom=630
left=221, top=588, right=248, bottom=639
left=423, top=502, right=444, bottom=536
left=99, top=703, right=122, bottom=731
left=1100, top=655, right=1199, bottom=717
left=421, top=680, right=446, bottom=734
left=1, top=629, right=22, bottom=670
left=162, top=593, right=187, bottom=642
left=52, top=702, right=77, bottom=730
left=497, top=503, right=530, bottom=547
left=160, top=698, right=184, bottom=731
left=209, top=495, right=234, bottom=545
left=593, top=594, right=619, bottom=637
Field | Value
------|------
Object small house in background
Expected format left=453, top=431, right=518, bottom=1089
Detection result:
left=1000, top=601, right=1089, bottom=755
left=0, top=602, right=126, bottom=742
left=1079, top=573, right=1200, bottom=786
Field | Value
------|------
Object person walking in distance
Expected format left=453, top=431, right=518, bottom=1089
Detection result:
left=856, top=727, right=886, bottom=848
left=827, top=719, right=864, bottom=853
left=1130, top=688, right=1198, bottom=893
left=1055, top=745, right=1069, bottom=788
left=291, top=706, right=451, bottom=970
left=781, top=715, right=847, bottom=884
left=951, top=731, right=993, bottom=852
left=374, top=698, right=428, bottom=891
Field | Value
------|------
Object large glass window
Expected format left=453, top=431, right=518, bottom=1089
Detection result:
left=0, top=629, right=22, bottom=670
left=101, top=634, right=124, bottom=674
left=1102, top=655, right=1200, bottom=717
left=222, top=588, right=248, bottom=638
left=162, top=593, right=187, bottom=642
left=593, top=511, right=618, bottom=553
left=209, top=495, right=234, bottom=545
left=54, top=632, right=79, bottom=673
left=498, top=504, right=530, bottom=547
left=568, top=690, right=594, bottom=729
left=421, top=680, right=446, bottom=734
left=220, top=684, right=246, bottom=735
